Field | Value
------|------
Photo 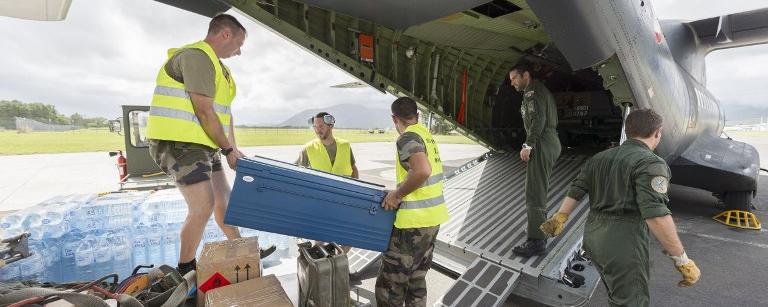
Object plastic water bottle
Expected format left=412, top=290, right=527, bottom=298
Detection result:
left=75, top=235, right=97, bottom=280
left=0, top=216, right=23, bottom=238
left=0, top=259, right=22, bottom=282
left=74, top=203, right=103, bottom=233
left=21, top=212, right=43, bottom=240
left=93, top=235, right=114, bottom=278
left=20, top=252, right=45, bottom=282
left=107, top=199, right=133, bottom=216
left=132, top=224, right=149, bottom=266
left=41, top=210, right=66, bottom=239
left=147, top=223, right=164, bottom=265
left=163, top=223, right=181, bottom=266
left=60, top=231, right=82, bottom=282
left=111, top=230, right=134, bottom=279
left=36, top=239, right=62, bottom=282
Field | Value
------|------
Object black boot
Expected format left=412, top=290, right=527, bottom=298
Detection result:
left=512, top=239, right=546, bottom=257
left=260, top=245, right=277, bottom=259
left=176, top=258, right=196, bottom=276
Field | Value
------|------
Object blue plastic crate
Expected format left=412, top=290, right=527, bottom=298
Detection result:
left=225, top=156, right=394, bottom=252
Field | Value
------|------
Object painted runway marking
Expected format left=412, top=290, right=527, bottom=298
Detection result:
left=678, top=229, right=768, bottom=249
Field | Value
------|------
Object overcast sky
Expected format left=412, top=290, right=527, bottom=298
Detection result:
left=0, top=0, right=766, bottom=125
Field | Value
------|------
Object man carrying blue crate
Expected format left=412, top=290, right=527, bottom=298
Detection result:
left=377, top=97, right=449, bottom=307
left=295, top=112, right=359, bottom=179
left=296, top=111, right=360, bottom=253
left=145, top=14, right=272, bottom=276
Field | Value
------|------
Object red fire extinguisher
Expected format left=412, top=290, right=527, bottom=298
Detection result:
left=117, top=150, right=128, bottom=182
left=109, top=150, right=128, bottom=183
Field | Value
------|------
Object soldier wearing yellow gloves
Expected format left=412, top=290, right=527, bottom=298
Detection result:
left=540, top=109, right=700, bottom=307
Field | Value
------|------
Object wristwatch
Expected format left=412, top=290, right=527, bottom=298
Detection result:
left=522, top=143, right=533, bottom=150
left=221, top=147, right=234, bottom=156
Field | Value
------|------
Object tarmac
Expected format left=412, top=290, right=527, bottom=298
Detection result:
left=0, top=142, right=487, bottom=212
left=2, top=139, right=767, bottom=306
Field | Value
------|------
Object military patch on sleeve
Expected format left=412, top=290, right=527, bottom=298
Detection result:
left=525, top=90, right=535, bottom=98
left=651, top=176, right=668, bottom=193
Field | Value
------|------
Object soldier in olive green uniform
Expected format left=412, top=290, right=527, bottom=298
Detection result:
left=540, top=109, right=701, bottom=307
left=508, top=62, right=562, bottom=256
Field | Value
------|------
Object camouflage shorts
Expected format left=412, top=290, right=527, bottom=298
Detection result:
left=375, top=225, right=440, bottom=307
left=148, top=140, right=223, bottom=186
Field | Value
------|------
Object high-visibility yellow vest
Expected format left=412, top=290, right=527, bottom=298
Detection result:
left=394, top=124, right=449, bottom=229
left=305, top=138, right=353, bottom=176
left=146, top=41, right=236, bottom=149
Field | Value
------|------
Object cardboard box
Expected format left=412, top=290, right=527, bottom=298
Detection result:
left=205, top=274, right=293, bottom=307
left=197, top=237, right=261, bottom=306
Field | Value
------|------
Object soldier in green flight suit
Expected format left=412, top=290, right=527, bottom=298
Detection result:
left=540, top=109, right=701, bottom=307
left=508, top=62, right=562, bottom=257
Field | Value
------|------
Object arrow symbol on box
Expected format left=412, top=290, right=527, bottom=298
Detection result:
left=245, top=264, right=251, bottom=280
left=235, top=265, right=241, bottom=283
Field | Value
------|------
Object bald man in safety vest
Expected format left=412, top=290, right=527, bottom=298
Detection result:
left=295, top=112, right=359, bottom=179
left=146, top=14, right=274, bottom=276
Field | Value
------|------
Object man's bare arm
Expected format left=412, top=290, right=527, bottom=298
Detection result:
left=394, top=152, right=431, bottom=198
left=646, top=215, right=685, bottom=256
left=190, top=92, right=230, bottom=149
left=556, top=197, right=580, bottom=215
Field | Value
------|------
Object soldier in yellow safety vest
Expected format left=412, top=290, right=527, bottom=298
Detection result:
left=295, top=112, right=359, bottom=179
left=376, top=97, right=448, bottom=307
left=296, top=112, right=359, bottom=253
left=145, top=14, right=272, bottom=276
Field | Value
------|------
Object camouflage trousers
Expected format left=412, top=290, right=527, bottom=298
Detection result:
left=148, top=140, right=222, bottom=186
left=375, top=225, right=440, bottom=307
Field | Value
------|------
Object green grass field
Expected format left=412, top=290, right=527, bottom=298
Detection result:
left=0, top=128, right=475, bottom=155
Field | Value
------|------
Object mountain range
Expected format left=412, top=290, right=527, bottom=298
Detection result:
left=272, top=104, right=394, bottom=128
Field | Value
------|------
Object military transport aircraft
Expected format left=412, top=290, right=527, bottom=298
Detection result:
left=146, top=0, right=767, bottom=212
left=3, top=0, right=767, bottom=305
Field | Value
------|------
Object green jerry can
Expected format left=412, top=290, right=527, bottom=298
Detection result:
left=298, top=242, right=351, bottom=307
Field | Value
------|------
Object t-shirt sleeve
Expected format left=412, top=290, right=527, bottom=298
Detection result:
left=634, top=157, right=672, bottom=219
left=396, top=132, right=426, bottom=164
left=295, top=149, right=310, bottom=168
left=167, top=49, right=216, bottom=98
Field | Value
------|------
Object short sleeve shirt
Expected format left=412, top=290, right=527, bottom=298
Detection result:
left=164, top=49, right=217, bottom=97
left=396, top=132, right=426, bottom=171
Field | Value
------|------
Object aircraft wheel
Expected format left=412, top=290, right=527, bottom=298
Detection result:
left=723, top=191, right=753, bottom=211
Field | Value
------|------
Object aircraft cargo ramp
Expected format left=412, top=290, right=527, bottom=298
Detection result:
left=434, top=152, right=600, bottom=307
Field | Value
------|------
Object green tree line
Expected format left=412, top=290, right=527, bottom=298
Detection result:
left=0, top=100, right=109, bottom=129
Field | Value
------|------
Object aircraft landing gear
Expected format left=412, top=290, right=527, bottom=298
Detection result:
left=723, top=191, right=754, bottom=211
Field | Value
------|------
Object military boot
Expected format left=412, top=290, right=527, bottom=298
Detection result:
left=260, top=245, right=277, bottom=259
left=512, top=239, right=546, bottom=257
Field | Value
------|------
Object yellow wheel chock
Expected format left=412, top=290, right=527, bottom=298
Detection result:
left=712, top=210, right=762, bottom=230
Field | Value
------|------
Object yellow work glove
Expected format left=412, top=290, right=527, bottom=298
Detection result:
left=676, top=260, right=700, bottom=287
left=668, top=251, right=701, bottom=287
left=539, top=212, right=569, bottom=237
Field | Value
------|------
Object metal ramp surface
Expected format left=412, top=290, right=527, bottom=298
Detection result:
left=435, top=257, right=520, bottom=307
left=347, top=248, right=382, bottom=276
left=438, top=152, right=590, bottom=275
